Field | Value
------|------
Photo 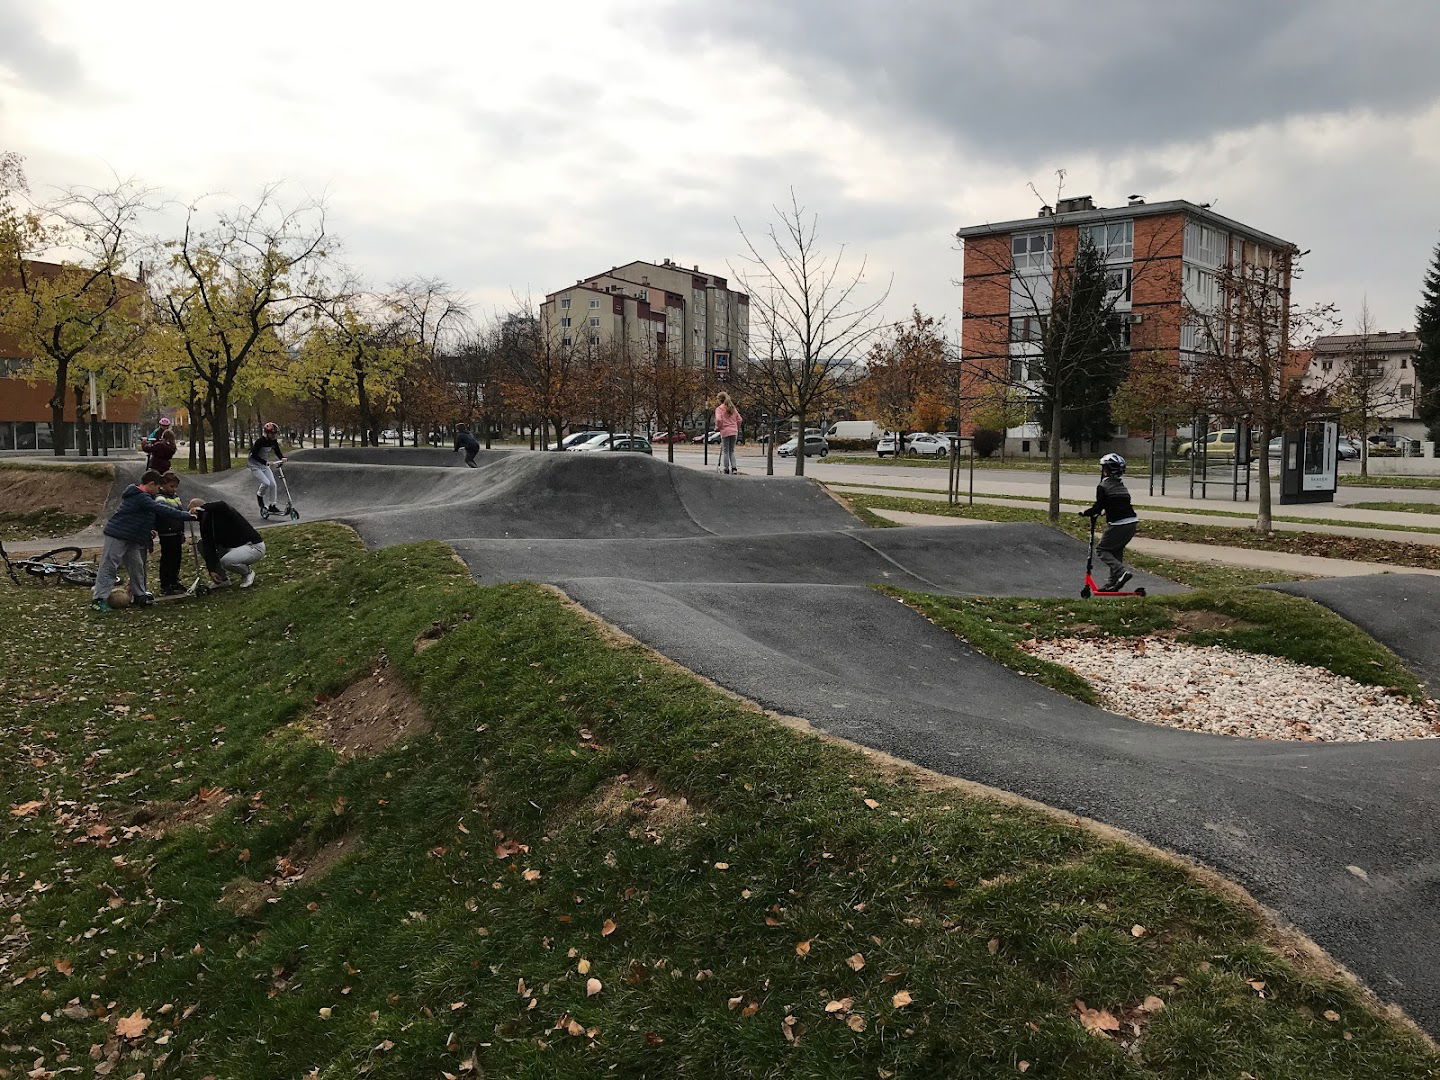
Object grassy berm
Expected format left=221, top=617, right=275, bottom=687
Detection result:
left=2, top=525, right=1436, bottom=1078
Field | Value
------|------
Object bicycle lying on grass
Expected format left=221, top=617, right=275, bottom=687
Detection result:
left=1, top=537, right=97, bottom=586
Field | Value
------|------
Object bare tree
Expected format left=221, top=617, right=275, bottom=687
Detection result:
left=1330, top=300, right=1403, bottom=478
left=388, top=277, right=470, bottom=446
left=733, top=191, right=889, bottom=475
left=1186, top=251, right=1339, bottom=531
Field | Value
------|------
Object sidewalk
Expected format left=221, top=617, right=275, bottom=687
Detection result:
left=866, top=508, right=1440, bottom=579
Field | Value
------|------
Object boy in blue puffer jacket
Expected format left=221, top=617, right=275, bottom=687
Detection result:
left=91, top=470, right=196, bottom=611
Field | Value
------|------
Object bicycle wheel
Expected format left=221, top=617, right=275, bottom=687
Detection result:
left=61, top=565, right=97, bottom=586
left=36, top=547, right=83, bottom=564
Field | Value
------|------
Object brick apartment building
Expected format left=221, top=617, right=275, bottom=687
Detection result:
left=0, top=259, right=144, bottom=453
left=956, top=195, right=1297, bottom=452
left=1308, top=331, right=1427, bottom=443
left=540, top=258, right=748, bottom=372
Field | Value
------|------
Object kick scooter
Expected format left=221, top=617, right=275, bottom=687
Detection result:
left=1079, top=516, right=1146, bottom=599
left=259, top=463, right=301, bottom=522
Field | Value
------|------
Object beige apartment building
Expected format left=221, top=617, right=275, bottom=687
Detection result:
left=540, top=258, right=748, bottom=370
left=1308, top=330, right=1427, bottom=442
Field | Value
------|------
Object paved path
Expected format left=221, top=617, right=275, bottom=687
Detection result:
left=41, top=449, right=1440, bottom=1034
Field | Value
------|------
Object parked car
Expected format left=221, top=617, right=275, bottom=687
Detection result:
left=777, top=434, right=829, bottom=458
left=826, top=420, right=883, bottom=441
left=691, top=430, right=722, bottom=444
left=607, top=435, right=652, bottom=455
left=551, top=430, right=604, bottom=451
left=1176, top=428, right=1242, bottom=459
left=651, top=430, right=688, bottom=444
left=876, top=432, right=918, bottom=458
left=1266, top=435, right=1361, bottom=460
left=379, top=428, right=400, bottom=442
left=566, top=432, right=615, bottom=451
left=905, top=433, right=953, bottom=458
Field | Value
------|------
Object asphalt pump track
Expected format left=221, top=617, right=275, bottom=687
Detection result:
left=137, top=448, right=1440, bottom=1034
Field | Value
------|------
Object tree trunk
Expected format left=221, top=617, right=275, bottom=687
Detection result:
left=1359, top=415, right=1369, bottom=478
left=195, top=405, right=208, bottom=475
left=73, top=385, right=87, bottom=457
left=321, top=391, right=331, bottom=448
left=1047, top=386, right=1063, bottom=522
left=210, top=393, right=232, bottom=472
left=48, top=368, right=68, bottom=457
left=1255, top=418, right=1273, bottom=533
left=794, top=409, right=806, bottom=476
left=355, top=367, right=373, bottom=447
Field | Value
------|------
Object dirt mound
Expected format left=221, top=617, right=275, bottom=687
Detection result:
left=219, top=833, right=361, bottom=915
left=590, top=771, right=694, bottom=841
left=305, top=658, right=431, bottom=756
left=0, top=464, right=110, bottom=516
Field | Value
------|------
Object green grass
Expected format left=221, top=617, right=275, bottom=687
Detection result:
left=1340, top=474, right=1440, bottom=491
left=0, top=459, right=113, bottom=481
left=838, top=492, right=1440, bottom=572
left=890, top=587, right=1428, bottom=707
left=2, top=525, right=1436, bottom=1078
left=0, top=507, right=95, bottom=540
left=1351, top=501, right=1440, bottom=515
left=825, top=455, right=1193, bottom=476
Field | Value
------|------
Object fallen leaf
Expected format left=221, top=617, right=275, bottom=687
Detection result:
left=1323, top=1009, right=1341, bottom=1022
left=644, top=1031, right=664, bottom=1046
left=846, top=952, right=866, bottom=971
left=601, top=918, right=617, bottom=937
left=891, top=990, right=913, bottom=1009
left=237, top=848, right=251, bottom=863
left=450, top=1002, right=466, bottom=1012
left=713, top=862, right=730, bottom=870
left=522, top=869, right=542, bottom=882
left=115, top=1010, right=150, bottom=1039
left=825, top=997, right=853, bottom=1013
left=9, top=801, right=43, bottom=818
left=987, top=938, right=1000, bottom=956
left=863, top=799, right=880, bottom=810
left=375, top=1039, right=394, bottom=1052
left=1018, top=1062, right=1030, bottom=1073
left=54, top=958, right=73, bottom=976
left=566, top=1018, right=584, bottom=1037
left=1130, top=924, right=1147, bottom=938
left=728, top=995, right=744, bottom=1010
left=1075, top=1000, right=1120, bottom=1036
left=846, top=1013, right=866, bottom=1032
left=794, top=939, right=811, bottom=957
left=1140, top=995, right=1166, bottom=1013
left=741, top=1002, right=760, bottom=1018
left=318, top=1007, right=333, bottom=1020
left=586, top=978, right=602, bottom=997
left=1247, top=980, right=1267, bottom=997
left=577, top=958, right=591, bottom=975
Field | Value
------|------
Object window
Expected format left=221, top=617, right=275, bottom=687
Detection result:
left=0, top=422, right=12, bottom=451
left=1011, top=230, right=1053, bottom=271
left=638, top=289, right=648, bottom=302
left=1321, top=361, right=1332, bottom=372
left=1008, top=358, right=1027, bottom=383
left=1400, top=384, right=1413, bottom=399
left=560, top=317, right=572, bottom=328
left=1009, top=315, right=1044, bottom=343
left=1080, top=220, right=1133, bottom=261
left=1184, top=221, right=1228, bottom=268
left=559, top=298, right=571, bottom=309
left=589, top=336, right=600, bottom=345
left=1010, top=270, right=1052, bottom=315
left=1402, top=356, right=1409, bottom=369
left=588, top=316, right=600, bottom=327
left=1183, top=264, right=1219, bottom=312
left=588, top=298, right=601, bottom=309
left=561, top=336, right=572, bottom=346
left=1104, top=267, right=1132, bottom=305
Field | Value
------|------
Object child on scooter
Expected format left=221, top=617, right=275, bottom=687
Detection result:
left=1080, top=453, right=1139, bottom=593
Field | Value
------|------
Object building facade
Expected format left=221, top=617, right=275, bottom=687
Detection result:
left=957, top=196, right=1296, bottom=449
left=1308, top=331, right=1427, bottom=442
left=0, top=260, right=144, bottom=452
left=540, top=258, right=748, bottom=372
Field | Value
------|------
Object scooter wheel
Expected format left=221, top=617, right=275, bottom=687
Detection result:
left=1134, top=587, right=1147, bottom=597
left=1080, top=586, right=1092, bottom=599
left=288, top=510, right=301, bottom=521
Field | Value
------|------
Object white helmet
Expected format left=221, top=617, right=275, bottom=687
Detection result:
left=1100, top=453, right=1126, bottom=476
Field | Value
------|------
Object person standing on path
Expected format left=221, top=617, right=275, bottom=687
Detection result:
left=453, top=425, right=481, bottom=467
left=140, top=421, right=177, bottom=473
left=248, top=422, right=287, bottom=517
left=714, top=392, right=743, bottom=475
left=1080, top=453, right=1139, bottom=592
left=90, top=470, right=196, bottom=611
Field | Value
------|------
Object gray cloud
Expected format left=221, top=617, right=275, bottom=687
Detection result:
left=668, top=0, right=1440, bottom=162
left=0, top=2, right=82, bottom=97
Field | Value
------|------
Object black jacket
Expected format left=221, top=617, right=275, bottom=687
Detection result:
left=1083, top=476, right=1138, bottom=524
left=248, top=436, right=283, bottom=465
left=103, top=485, right=194, bottom=544
left=454, top=432, right=480, bottom=452
left=196, top=501, right=263, bottom=572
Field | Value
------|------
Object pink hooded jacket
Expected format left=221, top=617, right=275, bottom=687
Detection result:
left=714, top=404, right=742, bottom=437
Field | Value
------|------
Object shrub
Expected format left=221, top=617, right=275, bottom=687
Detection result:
left=973, top=428, right=1005, bottom=458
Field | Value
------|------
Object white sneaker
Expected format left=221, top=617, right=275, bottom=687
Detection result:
left=238, top=569, right=256, bottom=589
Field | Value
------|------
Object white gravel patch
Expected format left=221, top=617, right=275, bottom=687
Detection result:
left=1022, top=637, right=1440, bottom=742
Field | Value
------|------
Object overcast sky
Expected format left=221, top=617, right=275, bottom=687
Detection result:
left=3, top=0, right=1439, bottom=336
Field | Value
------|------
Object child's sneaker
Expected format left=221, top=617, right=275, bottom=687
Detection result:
left=90, top=598, right=111, bottom=612
left=1114, top=571, right=1134, bottom=591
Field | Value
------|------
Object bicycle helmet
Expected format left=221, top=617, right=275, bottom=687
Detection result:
left=157, top=417, right=172, bottom=428
left=263, top=421, right=279, bottom=435
left=1099, top=452, right=1126, bottom=477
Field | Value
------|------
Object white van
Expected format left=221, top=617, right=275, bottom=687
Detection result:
left=826, top=420, right=883, bottom=442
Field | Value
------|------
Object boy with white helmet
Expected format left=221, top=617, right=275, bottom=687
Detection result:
left=248, top=422, right=287, bottom=517
left=1080, top=453, right=1139, bottom=593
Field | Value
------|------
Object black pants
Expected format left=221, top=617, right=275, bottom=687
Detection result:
left=1097, top=521, right=1137, bottom=582
left=158, top=533, right=184, bottom=591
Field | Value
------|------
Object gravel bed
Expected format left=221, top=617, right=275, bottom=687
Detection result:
left=1022, top=637, right=1440, bottom=742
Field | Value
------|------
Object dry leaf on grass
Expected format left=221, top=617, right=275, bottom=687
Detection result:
left=522, top=869, right=542, bottom=882
left=601, top=918, right=617, bottom=937
left=824, top=998, right=853, bottom=1013
left=10, top=800, right=44, bottom=817
left=1323, top=1009, right=1342, bottom=1022
left=577, top=958, right=591, bottom=975
left=846, top=953, right=866, bottom=971
left=1075, top=999, right=1120, bottom=1036
left=891, top=990, right=913, bottom=1009
left=1130, top=924, right=1147, bottom=938
left=846, top=1013, right=866, bottom=1032
left=1139, top=995, right=1166, bottom=1013
left=115, top=1010, right=150, bottom=1039
left=794, top=939, right=811, bottom=957
left=586, top=978, right=602, bottom=997
left=863, top=798, right=880, bottom=810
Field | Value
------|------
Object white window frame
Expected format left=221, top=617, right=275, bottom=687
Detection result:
left=588, top=316, right=601, bottom=327
left=559, top=297, right=571, bottom=309
left=1080, top=220, right=1133, bottom=262
left=560, top=317, right=572, bottom=328
left=588, top=298, right=601, bottom=309
left=1011, top=230, right=1053, bottom=272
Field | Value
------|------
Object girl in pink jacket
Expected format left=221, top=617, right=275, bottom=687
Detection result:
left=714, top=392, right=743, bottom=475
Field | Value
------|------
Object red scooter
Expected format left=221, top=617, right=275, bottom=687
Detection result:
left=1079, top=516, right=1146, bottom=599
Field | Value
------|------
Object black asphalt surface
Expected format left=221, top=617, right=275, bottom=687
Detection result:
left=1268, top=575, right=1440, bottom=695
left=130, top=449, right=1440, bottom=1033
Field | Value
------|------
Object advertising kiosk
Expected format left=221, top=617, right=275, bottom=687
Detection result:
left=1278, top=419, right=1338, bottom=505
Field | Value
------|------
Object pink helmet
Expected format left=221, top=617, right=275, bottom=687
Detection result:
left=263, top=421, right=278, bottom=434
left=158, top=417, right=172, bottom=427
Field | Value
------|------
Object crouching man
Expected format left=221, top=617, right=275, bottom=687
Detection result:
left=188, top=498, right=265, bottom=588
